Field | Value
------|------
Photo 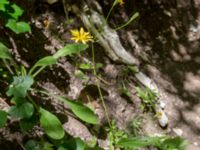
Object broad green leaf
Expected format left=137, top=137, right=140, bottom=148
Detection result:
left=20, top=119, right=35, bottom=132
left=0, top=0, right=9, bottom=11
left=6, top=19, right=31, bottom=34
left=58, top=97, right=99, bottom=124
left=33, top=56, right=57, bottom=67
left=0, top=42, right=11, bottom=60
left=117, top=136, right=161, bottom=149
left=39, top=108, right=65, bottom=140
left=24, top=140, right=41, bottom=150
left=0, top=0, right=9, bottom=4
left=9, top=102, right=34, bottom=119
left=0, top=110, right=7, bottom=128
left=7, top=3, right=23, bottom=20
left=29, top=56, right=57, bottom=75
left=11, top=97, right=26, bottom=105
left=20, top=115, right=37, bottom=132
left=6, top=75, right=34, bottom=97
left=53, top=44, right=88, bottom=59
left=58, top=138, right=86, bottom=150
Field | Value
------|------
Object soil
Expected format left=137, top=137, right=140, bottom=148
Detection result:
left=0, top=0, right=200, bottom=150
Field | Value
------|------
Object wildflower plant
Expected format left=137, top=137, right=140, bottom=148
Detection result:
left=0, top=1, right=187, bottom=149
left=0, top=41, right=100, bottom=149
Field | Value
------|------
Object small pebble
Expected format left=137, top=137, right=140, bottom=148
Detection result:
left=159, top=101, right=166, bottom=109
left=173, top=128, right=183, bottom=136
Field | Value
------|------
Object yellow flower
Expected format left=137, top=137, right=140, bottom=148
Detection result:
left=117, top=0, right=124, bottom=5
left=70, top=27, right=93, bottom=44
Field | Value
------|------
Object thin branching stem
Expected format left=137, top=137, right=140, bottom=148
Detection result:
left=32, top=66, right=46, bottom=78
left=106, top=0, right=117, bottom=21
left=3, top=60, right=14, bottom=75
left=91, top=43, right=112, bottom=128
left=27, top=94, right=39, bottom=111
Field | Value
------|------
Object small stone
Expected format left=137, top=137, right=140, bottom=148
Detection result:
left=158, top=111, right=168, bottom=128
left=159, top=101, right=166, bottom=109
left=173, top=128, right=183, bottom=136
left=193, top=142, right=198, bottom=146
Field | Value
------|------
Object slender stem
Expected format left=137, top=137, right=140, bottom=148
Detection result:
left=19, top=143, right=26, bottom=150
left=32, top=66, right=46, bottom=78
left=62, top=0, right=69, bottom=24
left=31, top=88, right=51, bottom=97
left=3, top=60, right=14, bottom=75
left=97, top=75, right=113, bottom=85
left=106, top=0, right=117, bottom=21
left=27, top=94, right=39, bottom=111
left=115, top=12, right=139, bottom=30
left=28, top=65, right=36, bottom=75
left=91, top=43, right=111, bottom=127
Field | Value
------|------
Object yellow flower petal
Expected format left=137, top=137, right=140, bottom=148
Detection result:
left=70, top=27, right=93, bottom=44
left=118, top=0, right=124, bottom=5
left=80, top=27, right=85, bottom=36
left=70, top=29, right=79, bottom=36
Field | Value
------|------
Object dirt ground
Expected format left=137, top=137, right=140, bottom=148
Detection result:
left=130, top=0, right=200, bottom=149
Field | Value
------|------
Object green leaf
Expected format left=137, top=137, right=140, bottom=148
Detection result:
left=79, top=63, right=93, bottom=70
left=7, top=3, right=23, bottom=20
left=11, top=97, right=26, bottom=105
left=117, top=136, right=161, bottom=149
left=116, top=12, right=139, bottom=30
left=0, top=0, right=9, bottom=11
left=29, top=56, right=57, bottom=76
left=0, top=42, right=11, bottom=60
left=53, top=44, right=88, bottom=59
left=43, top=142, right=54, bottom=150
left=6, top=75, right=34, bottom=97
left=0, top=110, right=7, bottom=128
left=95, top=63, right=103, bottom=69
left=87, top=137, right=97, bottom=148
left=58, top=138, right=86, bottom=150
left=24, top=140, right=41, bottom=150
left=39, top=108, right=65, bottom=140
left=58, top=97, right=99, bottom=124
left=9, top=102, right=34, bottom=119
left=160, top=137, right=187, bottom=150
left=6, top=19, right=31, bottom=34
left=75, top=70, right=89, bottom=81
left=128, top=65, right=139, bottom=74
left=20, top=115, right=37, bottom=132
left=34, top=56, right=57, bottom=67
